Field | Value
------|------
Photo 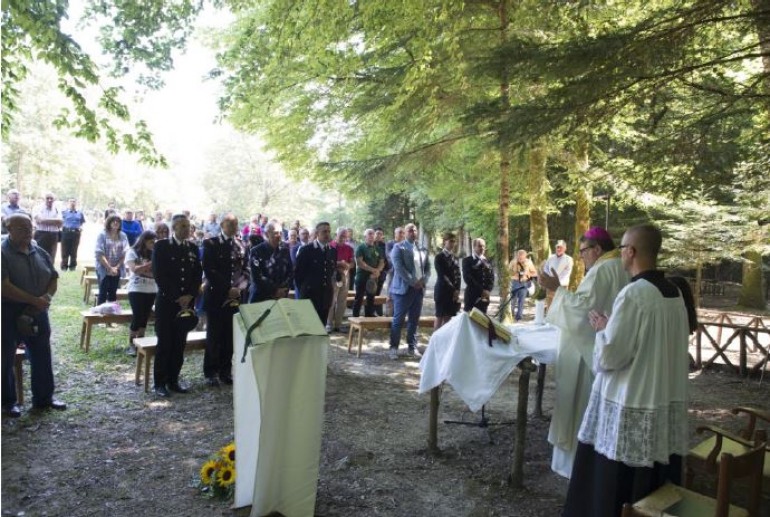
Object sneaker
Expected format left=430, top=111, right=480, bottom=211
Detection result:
left=388, top=348, right=398, bottom=360
left=325, top=324, right=332, bottom=333
left=126, top=345, right=137, bottom=357
left=407, top=347, right=422, bottom=358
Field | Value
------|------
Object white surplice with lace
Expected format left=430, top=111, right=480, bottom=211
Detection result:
left=545, top=251, right=629, bottom=478
left=578, top=279, right=690, bottom=467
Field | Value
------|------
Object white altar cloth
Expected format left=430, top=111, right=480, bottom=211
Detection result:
left=418, top=312, right=559, bottom=412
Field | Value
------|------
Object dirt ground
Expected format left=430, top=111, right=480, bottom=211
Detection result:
left=2, top=282, right=769, bottom=517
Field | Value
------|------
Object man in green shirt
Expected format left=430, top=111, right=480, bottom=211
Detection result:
left=353, top=228, right=384, bottom=317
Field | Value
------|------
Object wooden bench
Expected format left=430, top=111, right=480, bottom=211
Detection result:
left=79, top=309, right=154, bottom=353
left=133, top=331, right=207, bottom=392
left=80, top=265, right=96, bottom=285
left=91, top=289, right=129, bottom=306
left=347, top=316, right=435, bottom=357
left=345, top=295, right=386, bottom=308
left=83, top=274, right=128, bottom=302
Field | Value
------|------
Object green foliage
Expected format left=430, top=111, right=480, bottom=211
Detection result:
left=1, top=0, right=203, bottom=164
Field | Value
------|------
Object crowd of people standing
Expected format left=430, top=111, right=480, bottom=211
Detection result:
left=3, top=190, right=699, bottom=517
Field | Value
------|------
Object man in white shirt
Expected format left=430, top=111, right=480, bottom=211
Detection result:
left=562, top=224, right=690, bottom=517
left=543, top=239, right=573, bottom=287
left=538, top=227, right=629, bottom=479
left=33, top=193, right=63, bottom=266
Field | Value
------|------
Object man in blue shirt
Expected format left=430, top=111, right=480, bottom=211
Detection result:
left=121, top=209, right=143, bottom=246
left=60, top=198, right=86, bottom=271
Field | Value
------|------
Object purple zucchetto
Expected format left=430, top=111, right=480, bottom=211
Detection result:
left=583, top=226, right=612, bottom=241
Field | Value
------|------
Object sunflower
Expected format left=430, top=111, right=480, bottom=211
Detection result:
left=217, top=464, right=236, bottom=487
left=200, top=460, right=218, bottom=485
left=220, top=443, right=235, bottom=465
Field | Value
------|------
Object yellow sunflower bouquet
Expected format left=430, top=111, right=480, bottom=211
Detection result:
left=197, top=442, right=236, bottom=499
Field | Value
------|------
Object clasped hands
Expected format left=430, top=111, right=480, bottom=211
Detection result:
left=588, top=310, right=609, bottom=331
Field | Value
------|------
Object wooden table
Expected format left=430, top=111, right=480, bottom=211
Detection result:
left=79, top=309, right=154, bottom=353
left=420, top=316, right=558, bottom=488
left=346, top=316, right=435, bottom=357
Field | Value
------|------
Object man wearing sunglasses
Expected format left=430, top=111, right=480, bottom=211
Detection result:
left=538, top=226, right=629, bottom=479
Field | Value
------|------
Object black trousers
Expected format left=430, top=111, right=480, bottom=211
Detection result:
left=303, top=285, right=334, bottom=326
left=153, top=298, right=188, bottom=388
left=128, top=292, right=155, bottom=332
left=204, top=304, right=237, bottom=379
left=34, top=230, right=59, bottom=266
left=60, top=230, right=81, bottom=270
left=562, top=441, right=682, bottom=517
left=352, top=276, right=376, bottom=317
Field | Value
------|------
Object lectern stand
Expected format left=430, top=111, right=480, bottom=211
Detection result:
left=232, top=299, right=328, bottom=517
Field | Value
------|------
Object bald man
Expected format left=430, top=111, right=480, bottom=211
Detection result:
left=562, top=224, right=690, bottom=517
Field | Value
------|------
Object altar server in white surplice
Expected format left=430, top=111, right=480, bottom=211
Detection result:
left=538, top=226, right=629, bottom=479
left=562, top=224, right=692, bottom=517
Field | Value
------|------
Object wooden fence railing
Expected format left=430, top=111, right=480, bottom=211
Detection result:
left=692, top=312, right=769, bottom=377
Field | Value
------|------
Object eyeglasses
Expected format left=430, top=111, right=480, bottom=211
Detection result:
left=578, top=246, right=594, bottom=255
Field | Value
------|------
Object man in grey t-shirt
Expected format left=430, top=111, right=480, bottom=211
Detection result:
left=1, top=212, right=66, bottom=417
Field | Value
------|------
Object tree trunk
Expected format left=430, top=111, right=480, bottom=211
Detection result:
left=751, top=0, right=770, bottom=100
left=738, top=248, right=766, bottom=309
left=496, top=0, right=512, bottom=322
left=528, top=143, right=549, bottom=266
left=570, top=185, right=591, bottom=290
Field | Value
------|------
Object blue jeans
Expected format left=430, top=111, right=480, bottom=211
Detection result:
left=1, top=304, right=55, bottom=408
left=390, top=286, right=424, bottom=350
left=510, top=280, right=529, bottom=321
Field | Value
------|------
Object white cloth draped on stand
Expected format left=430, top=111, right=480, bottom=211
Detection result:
left=418, top=312, right=558, bottom=412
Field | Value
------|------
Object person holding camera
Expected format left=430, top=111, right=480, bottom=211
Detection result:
left=1, top=212, right=66, bottom=417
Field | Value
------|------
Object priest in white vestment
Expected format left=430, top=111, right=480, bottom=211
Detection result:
left=562, top=224, right=692, bottom=517
left=538, top=227, right=629, bottom=479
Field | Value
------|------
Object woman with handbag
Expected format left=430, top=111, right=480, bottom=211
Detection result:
left=508, top=249, right=538, bottom=321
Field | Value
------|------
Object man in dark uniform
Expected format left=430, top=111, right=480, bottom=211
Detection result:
left=152, top=213, right=203, bottom=397
left=202, top=213, right=248, bottom=387
left=294, top=221, right=337, bottom=324
left=60, top=198, right=86, bottom=271
left=434, top=232, right=462, bottom=329
left=462, top=237, right=495, bottom=314
left=248, top=221, right=293, bottom=303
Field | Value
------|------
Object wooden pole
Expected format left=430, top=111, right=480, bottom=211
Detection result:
left=428, top=387, right=440, bottom=454
left=509, top=359, right=536, bottom=488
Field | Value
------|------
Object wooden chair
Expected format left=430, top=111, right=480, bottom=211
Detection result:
left=626, top=443, right=765, bottom=517
left=687, top=406, right=770, bottom=492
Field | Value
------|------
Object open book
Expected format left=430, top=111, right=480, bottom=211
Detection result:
left=238, top=298, right=327, bottom=346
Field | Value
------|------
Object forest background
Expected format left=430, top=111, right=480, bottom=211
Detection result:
left=2, top=0, right=768, bottom=310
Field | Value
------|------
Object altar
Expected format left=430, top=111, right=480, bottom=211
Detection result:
left=418, top=312, right=559, bottom=487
